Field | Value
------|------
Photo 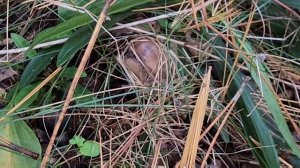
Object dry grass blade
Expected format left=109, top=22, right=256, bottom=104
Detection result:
left=189, top=0, right=200, bottom=30
left=179, top=66, right=212, bottom=168
left=40, top=0, right=114, bottom=167
left=151, top=139, right=162, bottom=168
left=104, top=123, right=145, bottom=167
left=180, top=8, right=241, bottom=32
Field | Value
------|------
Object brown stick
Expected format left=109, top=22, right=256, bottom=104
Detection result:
left=0, top=136, right=39, bottom=160
left=40, top=0, right=113, bottom=167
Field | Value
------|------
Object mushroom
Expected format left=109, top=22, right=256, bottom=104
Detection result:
left=120, top=37, right=166, bottom=86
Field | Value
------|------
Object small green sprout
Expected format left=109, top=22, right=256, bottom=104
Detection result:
left=69, top=135, right=100, bottom=157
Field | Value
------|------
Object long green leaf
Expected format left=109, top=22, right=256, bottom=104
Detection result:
left=29, top=0, right=150, bottom=52
left=212, top=37, right=280, bottom=168
left=56, top=12, right=132, bottom=66
left=0, top=83, right=42, bottom=167
left=20, top=47, right=60, bottom=87
left=108, top=0, right=150, bottom=15
left=236, top=36, right=300, bottom=158
left=13, top=83, right=40, bottom=111
left=29, top=14, right=92, bottom=51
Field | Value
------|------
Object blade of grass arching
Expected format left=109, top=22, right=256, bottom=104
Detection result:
left=56, top=12, right=133, bottom=66
left=236, top=37, right=300, bottom=158
left=212, top=38, right=280, bottom=168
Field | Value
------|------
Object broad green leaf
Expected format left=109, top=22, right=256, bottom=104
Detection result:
left=56, top=25, right=92, bottom=66
left=11, top=33, right=37, bottom=58
left=212, top=37, right=280, bottom=168
left=0, top=117, right=41, bottom=168
left=61, top=67, right=87, bottom=79
left=79, top=141, right=100, bottom=157
left=56, top=12, right=132, bottom=66
left=20, top=47, right=60, bottom=87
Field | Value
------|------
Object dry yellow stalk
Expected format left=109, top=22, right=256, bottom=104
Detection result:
left=179, top=66, right=212, bottom=167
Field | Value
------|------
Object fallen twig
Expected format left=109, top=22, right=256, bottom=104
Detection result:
left=40, top=0, right=114, bottom=167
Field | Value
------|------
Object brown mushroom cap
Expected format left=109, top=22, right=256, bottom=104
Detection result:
left=122, top=37, right=166, bottom=86
left=132, top=39, right=160, bottom=75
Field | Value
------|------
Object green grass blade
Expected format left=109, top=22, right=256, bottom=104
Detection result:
left=212, top=38, right=280, bottom=168
left=236, top=36, right=300, bottom=158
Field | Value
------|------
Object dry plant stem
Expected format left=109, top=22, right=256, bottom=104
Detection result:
left=98, top=129, right=104, bottom=168
left=0, top=67, right=62, bottom=122
left=279, top=157, right=293, bottom=168
left=0, top=136, right=39, bottom=159
left=189, top=0, right=200, bottom=30
left=200, top=77, right=250, bottom=168
left=179, top=67, right=212, bottom=168
left=199, top=0, right=207, bottom=19
left=40, top=0, right=114, bottom=167
left=151, top=139, right=162, bottom=168
left=4, top=0, right=9, bottom=62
